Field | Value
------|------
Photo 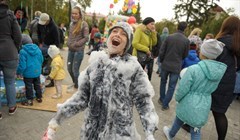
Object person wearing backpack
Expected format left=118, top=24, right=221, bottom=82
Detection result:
left=0, top=0, right=22, bottom=119
left=156, top=27, right=169, bottom=76
left=29, top=11, right=41, bottom=45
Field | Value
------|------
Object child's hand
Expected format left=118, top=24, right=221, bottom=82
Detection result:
left=16, top=75, right=23, bottom=79
left=145, top=134, right=155, bottom=140
left=46, top=76, right=52, bottom=80
left=42, top=128, right=56, bottom=140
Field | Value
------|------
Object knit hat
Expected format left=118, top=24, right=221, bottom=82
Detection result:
left=142, top=17, right=155, bottom=25
left=200, top=39, right=224, bottom=59
left=94, top=32, right=101, bottom=39
left=39, top=13, right=49, bottom=25
left=108, top=22, right=133, bottom=54
left=34, top=11, right=42, bottom=17
left=162, top=27, right=169, bottom=34
left=48, top=45, right=60, bottom=58
left=22, top=34, right=32, bottom=45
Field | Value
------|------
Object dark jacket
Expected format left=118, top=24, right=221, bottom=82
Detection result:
left=159, top=30, right=189, bottom=74
left=0, top=4, right=22, bottom=61
left=59, top=27, right=65, bottom=44
left=37, top=17, right=60, bottom=47
left=211, top=35, right=240, bottom=113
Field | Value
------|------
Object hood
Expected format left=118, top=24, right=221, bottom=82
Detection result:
left=187, top=50, right=198, bottom=60
left=48, top=45, right=60, bottom=58
left=71, top=4, right=85, bottom=21
left=0, top=4, right=9, bottom=19
left=218, top=35, right=233, bottom=51
left=162, top=27, right=169, bottom=34
left=23, top=44, right=39, bottom=56
left=199, top=60, right=227, bottom=81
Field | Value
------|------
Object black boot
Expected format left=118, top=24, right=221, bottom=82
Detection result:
left=46, top=79, right=54, bottom=87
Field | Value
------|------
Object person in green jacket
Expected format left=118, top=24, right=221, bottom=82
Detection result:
left=132, top=17, right=157, bottom=80
left=163, top=39, right=227, bottom=140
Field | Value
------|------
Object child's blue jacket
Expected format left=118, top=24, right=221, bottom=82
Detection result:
left=17, top=44, right=43, bottom=78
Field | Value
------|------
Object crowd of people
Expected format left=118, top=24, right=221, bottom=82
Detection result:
left=0, top=0, right=240, bottom=140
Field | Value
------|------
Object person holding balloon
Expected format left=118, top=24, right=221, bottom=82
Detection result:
left=132, top=17, right=157, bottom=81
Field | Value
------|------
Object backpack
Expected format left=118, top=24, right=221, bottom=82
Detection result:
left=29, top=19, right=39, bottom=42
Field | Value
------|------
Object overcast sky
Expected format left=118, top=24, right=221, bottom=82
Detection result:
left=86, top=0, right=240, bottom=22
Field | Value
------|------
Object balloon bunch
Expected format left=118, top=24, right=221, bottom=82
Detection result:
left=122, top=0, right=138, bottom=14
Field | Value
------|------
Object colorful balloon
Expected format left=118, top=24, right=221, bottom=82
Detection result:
left=127, top=9, right=132, bottom=14
left=114, top=0, right=118, bottom=4
left=128, top=16, right=136, bottom=24
left=132, top=5, right=137, bottom=9
left=122, top=5, right=128, bottom=11
left=110, top=3, right=114, bottom=9
left=132, top=8, right=137, bottom=14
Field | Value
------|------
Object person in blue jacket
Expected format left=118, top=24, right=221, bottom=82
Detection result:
left=182, top=42, right=200, bottom=69
left=17, top=34, right=44, bottom=106
left=163, top=39, right=227, bottom=140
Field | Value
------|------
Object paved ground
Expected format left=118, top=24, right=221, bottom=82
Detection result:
left=0, top=47, right=239, bottom=140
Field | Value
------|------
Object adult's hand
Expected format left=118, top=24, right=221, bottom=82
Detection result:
left=145, top=134, right=155, bottom=140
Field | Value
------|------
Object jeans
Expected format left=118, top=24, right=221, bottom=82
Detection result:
left=169, top=116, right=201, bottom=140
left=67, top=50, right=84, bottom=88
left=0, top=60, right=18, bottom=109
left=160, top=69, right=179, bottom=108
left=23, top=77, right=42, bottom=100
left=157, top=56, right=161, bottom=74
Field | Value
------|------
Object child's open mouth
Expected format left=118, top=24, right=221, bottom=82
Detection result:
left=112, top=40, right=120, bottom=46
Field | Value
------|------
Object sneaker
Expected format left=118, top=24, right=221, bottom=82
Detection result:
left=74, top=84, right=78, bottom=89
left=9, top=106, right=17, bottom=115
left=52, top=94, right=62, bottom=99
left=67, top=86, right=74, bottom=93
left=158, top=99, right=162, bottom=105
left=36, top=98, right=42, bottom=103
left=21, top=100, right=33, bottom=106
left=0, top=112, right=2, bottom=120
left=67, top=84, right=77, bottom=93
left=161, top=106, right=169, bottom=111
left=163, top=126, right=173, bottom=140
left=67, top=84, right=74, bottom=89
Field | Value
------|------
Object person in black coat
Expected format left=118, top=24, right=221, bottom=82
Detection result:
left=159, top=22, right=189, bottom=110
left=0, top=0, right=22, bottom=118
left=14, top=6, right=28, bottom=32
left=37, top=13, right=60, bottom=87
left=211, top=16, right=240, bottom=140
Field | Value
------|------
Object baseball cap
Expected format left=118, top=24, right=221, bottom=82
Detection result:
left=39, top=13, right=50, bottom=25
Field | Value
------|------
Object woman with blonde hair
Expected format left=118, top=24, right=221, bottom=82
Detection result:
left=211, top=16, right=240, bottom=140
left=66, top=5, right=89, bottom=92
left=188, top=28, right=203, bottom=54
